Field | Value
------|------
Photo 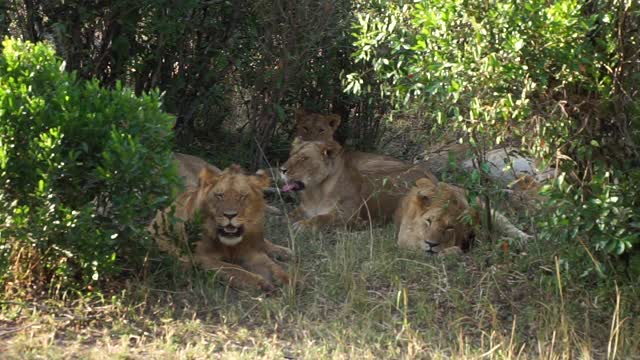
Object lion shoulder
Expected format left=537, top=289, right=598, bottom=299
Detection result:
left=347, top=151, right=411, bottom=176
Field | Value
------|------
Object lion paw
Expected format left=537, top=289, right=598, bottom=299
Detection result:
left=260, top=281, right=276, bottom=293
left=269, top=245, right=292, bottom=261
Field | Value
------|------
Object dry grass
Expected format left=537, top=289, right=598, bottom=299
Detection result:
left=1, top=214, right=639, bottom=359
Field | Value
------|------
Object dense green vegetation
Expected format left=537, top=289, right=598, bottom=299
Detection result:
left=0, top=38, right=178, bottom=294
left=347, top=0, right=640, bottom=272
left=1, top=0, right=389, bottom=168
left=0, top=0, right=639, bottom=357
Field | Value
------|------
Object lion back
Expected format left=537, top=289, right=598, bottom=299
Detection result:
left=174, top=153, right=221, bottom=188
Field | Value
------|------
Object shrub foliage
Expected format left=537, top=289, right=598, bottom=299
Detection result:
left=347, top=0, right=640, bottom=269
left=1, top=0, right=391, bottom=168
left=0, top=38, right=178, bottom=294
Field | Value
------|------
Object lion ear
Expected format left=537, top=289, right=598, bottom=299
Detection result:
left=251, top=169, right=271, bottom=190
left=198, top=167, right=219, bottom=187
left=322, top=141, right=342, bottom=158
left=414, top=178, right=436, bottom=207
left=326, top=114, right=341, bottom=131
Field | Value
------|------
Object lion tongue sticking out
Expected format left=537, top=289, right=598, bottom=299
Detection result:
left=282, top=181, right=305, bottom=193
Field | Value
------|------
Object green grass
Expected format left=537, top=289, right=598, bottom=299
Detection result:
left=1, top=211, right=639, bottom=359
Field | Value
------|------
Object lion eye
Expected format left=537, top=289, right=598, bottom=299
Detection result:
left=239, top=193, right=248, bottom=201
left=303, top=127, right=309, bottom=133
left=214, top=193, right=223, bottom=200
left=425, top=218, right=432, bottom=227
left=319, top=129, right=325, bottom=133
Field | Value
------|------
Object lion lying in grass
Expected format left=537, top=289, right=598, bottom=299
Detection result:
left=148, top=165, right=291, bottom=291
left=294, top=109, right=410, bottom=175
left=280, top=138, right=436, bottom=230
left=294, top=109, right=552, bottom=188
left=394, top=178, right=532, bottom=254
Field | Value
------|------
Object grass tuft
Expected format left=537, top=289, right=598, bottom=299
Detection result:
left=1, top=210, right=639, bottom=359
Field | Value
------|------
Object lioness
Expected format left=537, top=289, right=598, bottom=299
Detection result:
left=148, top=165, right=291, bottom=291
left=294, top=108, right=342, bottom=142
left=394, top=177, right=532, bottom=254
left=280, top=139, right=436, bottom=229
left=294, top=109, right=410, bottom=175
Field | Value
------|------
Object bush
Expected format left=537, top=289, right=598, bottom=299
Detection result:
left=540, top=168, right=640, bottom=277
left=347, top=0, right=640, bottom=272
left=0, top=38, right=178, bottom=295
left=349, top=0, right=597, bottom=152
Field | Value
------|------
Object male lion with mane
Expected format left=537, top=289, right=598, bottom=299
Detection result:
left=149, top=165, right=291, bottom=291
left=395, top=178, right=532, bottom=255
left=280, top=138, right=436, bottom=229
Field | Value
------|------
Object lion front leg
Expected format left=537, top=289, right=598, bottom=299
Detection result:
left=436, top=246, right=463, bottom=256
left=264, top=238, right=292, bottom=261
left=241, top=251, right=291, bottom=287
left=193, top=252, right=275, bottom=291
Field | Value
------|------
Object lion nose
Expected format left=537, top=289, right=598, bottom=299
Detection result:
left=280, top=167, right=287, bottom=175
left=223, top=211, right=238, bottom=220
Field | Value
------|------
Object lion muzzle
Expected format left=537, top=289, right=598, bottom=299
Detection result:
left=216, top=214, right=245, bottom=246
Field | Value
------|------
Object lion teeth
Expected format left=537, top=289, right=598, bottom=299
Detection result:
left=224, top=226, right=238, bottom=233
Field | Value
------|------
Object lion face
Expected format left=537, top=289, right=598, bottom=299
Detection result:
left=294, top=108, right=341, bottom=142
left=396, top=178, right=475, bottom=254
left=280, top=139, right=343, bottom=192
left=197, top=165, right=270, bottom=246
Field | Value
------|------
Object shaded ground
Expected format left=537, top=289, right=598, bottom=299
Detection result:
left=1, top=210, right=639, bottom=359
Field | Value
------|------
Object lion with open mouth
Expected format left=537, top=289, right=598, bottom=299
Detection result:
left=149, top=164, right=291, bottom=291
left=280, top=138, right=436, bottom=230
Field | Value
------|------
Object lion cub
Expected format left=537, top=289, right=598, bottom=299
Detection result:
left=149, top=165, right=291, bottom=291
left=280, top=139, right=435, bottom=230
